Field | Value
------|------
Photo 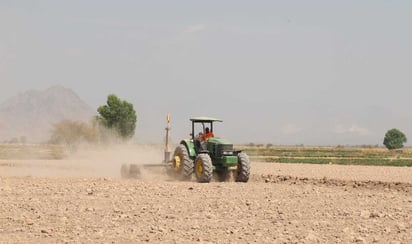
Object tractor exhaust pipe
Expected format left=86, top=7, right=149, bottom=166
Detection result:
left=164, top=114, right=171, bottom=163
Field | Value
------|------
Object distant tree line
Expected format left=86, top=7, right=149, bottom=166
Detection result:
left=3, top=136, right=27, bottom=144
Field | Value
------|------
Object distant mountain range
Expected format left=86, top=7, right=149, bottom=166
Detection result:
left=0, top=85, right=95, bottom=143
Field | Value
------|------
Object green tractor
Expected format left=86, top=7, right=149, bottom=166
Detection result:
left=171, top=117, right=250, bottom=183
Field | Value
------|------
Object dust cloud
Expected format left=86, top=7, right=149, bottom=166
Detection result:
left=0, top=143, right=173, bottom=179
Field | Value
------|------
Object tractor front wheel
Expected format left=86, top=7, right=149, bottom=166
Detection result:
left=235, top=153, right=250, bottom=182
left=195, top=154, right=213, bottom=183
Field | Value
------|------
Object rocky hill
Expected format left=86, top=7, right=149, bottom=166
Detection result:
left=0, top=86, right=95, bottom=143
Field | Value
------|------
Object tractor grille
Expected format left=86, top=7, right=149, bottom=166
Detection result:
left=216, top=144, right=233, bottom=157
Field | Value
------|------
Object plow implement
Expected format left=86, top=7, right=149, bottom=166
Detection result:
left=120, top=114, right=173, bottom=179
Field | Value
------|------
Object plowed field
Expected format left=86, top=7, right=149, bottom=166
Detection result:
left=1, top=161, right=411, bottom=243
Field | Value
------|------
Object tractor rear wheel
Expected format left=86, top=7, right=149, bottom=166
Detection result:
left=235, top=153, right=250, bottom=182
left=173, top=144, right=194, bottom=180
left=195, top=154, right=213, bottom=183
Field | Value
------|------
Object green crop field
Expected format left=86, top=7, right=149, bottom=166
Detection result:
left=240, top=146, right=412, bottom=167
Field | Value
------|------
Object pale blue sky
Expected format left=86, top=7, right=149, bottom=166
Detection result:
left=1, top=1, right=412, bottom=145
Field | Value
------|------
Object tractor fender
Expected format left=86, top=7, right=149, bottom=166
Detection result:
left=180, top=140, right=196, bottom=158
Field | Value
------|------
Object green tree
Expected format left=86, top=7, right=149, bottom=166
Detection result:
left=383, top=128, right=407, bottom=150
left=97, top=94, right=137, bottom=140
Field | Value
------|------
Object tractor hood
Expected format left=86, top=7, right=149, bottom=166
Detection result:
left=208, top=138, right=233, bottom=145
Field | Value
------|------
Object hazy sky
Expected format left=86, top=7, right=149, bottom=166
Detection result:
left=1, top=1, right=412, bottom=145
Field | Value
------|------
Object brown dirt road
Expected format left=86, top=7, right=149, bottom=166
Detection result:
left=0, top=161, right=411, bottom=243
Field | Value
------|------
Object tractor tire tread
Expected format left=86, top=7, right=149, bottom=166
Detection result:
left=236, top=152, right=250, bottom=182
left=175, top=144, right=193, bottom=180
left=195, top=154, right=213, bottom=183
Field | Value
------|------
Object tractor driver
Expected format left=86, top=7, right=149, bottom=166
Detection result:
left=200, top=127, right=214, bottom=141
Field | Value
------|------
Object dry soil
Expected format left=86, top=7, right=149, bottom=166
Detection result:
left=0, top=161, right=411, bottom=243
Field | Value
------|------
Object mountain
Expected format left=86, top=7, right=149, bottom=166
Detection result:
left=0, top=85, right=95, bottom=143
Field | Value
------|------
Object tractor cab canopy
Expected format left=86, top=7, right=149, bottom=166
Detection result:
left=190, top=117, right=223, bottom=140
left=190, top=117, right=223, bottom=123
